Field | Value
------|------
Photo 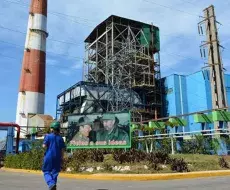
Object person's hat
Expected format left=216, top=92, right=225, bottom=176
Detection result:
left=50, top=121, right=61, bottom=130
left=78, top=116, right=92, bottom=126
left=102, top=114, right=116, bottom=120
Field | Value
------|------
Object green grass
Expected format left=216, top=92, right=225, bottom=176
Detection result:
left=76, top=154, right=230, bottom=174
left=171, top=154, right=225, bottom=171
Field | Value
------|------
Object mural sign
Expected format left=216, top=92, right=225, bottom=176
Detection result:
left=67, top=112, right=131, bottom=149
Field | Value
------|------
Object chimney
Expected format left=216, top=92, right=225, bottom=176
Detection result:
left=16, top=0, right=48, bottom=137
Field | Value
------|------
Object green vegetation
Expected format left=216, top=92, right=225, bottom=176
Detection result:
left=4, top=145, right=230, bottom=174
left=4, top=140, right=44, bottom=170
left=3, top=136, right=230, bottom=174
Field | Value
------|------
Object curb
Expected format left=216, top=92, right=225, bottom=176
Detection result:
left=1, top=168, right=230, bottom=181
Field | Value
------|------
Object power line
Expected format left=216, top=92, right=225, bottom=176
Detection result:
left=0, top=50, right=210, bottom=104
left=0, top=39, right=84, bottom=60
left=2, top=0, right=94, bottom=27
left=162, top=51, right=202, bottom=62
left=142, top=0, right=204, bottom=18
left=0, top=24, right=205, bottom=63
left=1, top=0, right=204, bottom=43
left=9, top=0, right=97, bottom=24
left=179, top=0, right=197, bottom=6
left=0, top=25, right=83, bottom=47
left=0, top=53, right=19, bottom=60
left=0, top=52, right=82, bottom=71
left=0, top=46, right=211, bottom=103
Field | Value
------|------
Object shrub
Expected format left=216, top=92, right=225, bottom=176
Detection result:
left=0, top=152, right=5, bottom=168
left=219, top=157, right=229, bottom=169
left=131, top=149, right=147, bottom=163
left=154, top=151, right=171, bottom=164
left=170, top=158, right=189, bottom=172
left=102, top=154, right=114, bottom=172
left=147, top=155, right=161, bottom=171
left=160, top=139, right=174, bottom=154
left=71, top=150, right=90, bottom=163
left=112, top=149, right=126, bottom=164
left=181, top=135, right=220, bottom=155
left=112, top=149, right=146, bottom=164
left=62, top=150, right=90, bottom=172
left=90, top=150, right=104, bottom=162
left=4, top=148, right=44, bottom=170
left=147, top=151, right=170, bottom=165
left=102, top=162, right=113, bottom=172
left=146, top=151, right=170, bottom=171
left=180, top=135, right=207, bottom=154
left=64, top=158, right=82, bottom=172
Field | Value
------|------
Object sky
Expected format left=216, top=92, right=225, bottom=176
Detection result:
left=0, top=0, right=230, bottom=138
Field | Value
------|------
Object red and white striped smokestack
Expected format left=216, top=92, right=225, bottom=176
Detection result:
left=16, top=0, right=48, bottom=136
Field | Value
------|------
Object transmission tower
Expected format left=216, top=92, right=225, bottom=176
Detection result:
left=199, top=5, right=228, bottom=129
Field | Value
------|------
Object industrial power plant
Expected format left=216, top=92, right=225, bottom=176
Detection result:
left=0, top=0, right=230, bottom=155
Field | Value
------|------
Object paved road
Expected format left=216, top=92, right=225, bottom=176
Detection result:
left=0, top=170, right=230, bottom=190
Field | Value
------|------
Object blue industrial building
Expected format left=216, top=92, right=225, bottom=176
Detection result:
left=161, top=69, right=230, bottom=154
left=162, top=69, right=230, bottom=131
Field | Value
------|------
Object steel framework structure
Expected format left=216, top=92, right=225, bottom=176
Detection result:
left=56, top=15, right=162, bottom=123
left=83, top=15, right=162, bottom=122
left=56, top=81, right=142, bottom=121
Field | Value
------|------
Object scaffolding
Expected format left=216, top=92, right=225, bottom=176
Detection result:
left=84, top=15, right=162, bottom=122
left=57, top=15, right=162, bottom=123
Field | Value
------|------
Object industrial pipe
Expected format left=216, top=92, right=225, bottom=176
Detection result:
left=0, top=123, right=21, bottom=154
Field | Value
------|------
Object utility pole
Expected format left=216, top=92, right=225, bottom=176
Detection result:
left=199, top=5, right=227, bottom=130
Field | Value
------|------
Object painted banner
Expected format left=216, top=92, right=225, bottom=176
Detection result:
left=67, top=112, right=131, bottom=149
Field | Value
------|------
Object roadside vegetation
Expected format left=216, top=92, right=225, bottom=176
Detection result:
left=3, top=136, right=230, bottom=174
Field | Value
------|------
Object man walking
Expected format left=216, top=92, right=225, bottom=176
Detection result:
left=42, top=121, right=65, bottom=190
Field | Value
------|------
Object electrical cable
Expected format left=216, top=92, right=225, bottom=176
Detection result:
left=0, top=52, right=82, bottom=71
left=0, top=48, right=212, bottom=103
left=0, top=35, right=218, bottom=94
left=179, top=0, right=197, bottom=6
left=1, top=0, right=210, bottom=41
left=142, top=0, right=204, bottom=18
left=2, top=0, right=95, bottom=27
left=0, top=39, right=84, bottom=60
left=0, top=25, right=83, bottom=47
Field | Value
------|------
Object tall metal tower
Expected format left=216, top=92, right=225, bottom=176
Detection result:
left=199, top=5, right=227, bottom=129
left=16, top=0, right=48, bottom=136
left=84, top=15, right=162, bottom=122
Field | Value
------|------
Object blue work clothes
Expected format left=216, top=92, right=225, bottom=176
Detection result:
left=42, top=133, right=65, bottom=172
left=43, top=169, right=59, bottom=189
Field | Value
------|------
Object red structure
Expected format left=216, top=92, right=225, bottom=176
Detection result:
left=16, top=0, right=48, bottom=137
